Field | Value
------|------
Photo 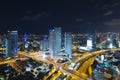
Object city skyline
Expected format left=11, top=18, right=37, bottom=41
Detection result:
left=0, top=0, right=120, bottom=34
left=1, top=0, right=120, bottom=78
left=0, top=28, right=120, bottom=79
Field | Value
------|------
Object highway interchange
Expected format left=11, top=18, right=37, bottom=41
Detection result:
left=0, top=48, right=120, bottom=80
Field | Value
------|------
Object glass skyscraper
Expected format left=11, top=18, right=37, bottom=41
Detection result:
left=55, top=27, right=62, bottom=55
left=24, top=33, right=28, bottom=48
left=24, top=33, right=27, bottom=44
left=64, top=32, right=72, bottom=59
left=40, top=38, right=48, bottom=51
left=49, top=27, right=61, bottom=58
left=6, top=31, right=18, bottom=57
left=5, top=38, right=9, bottom=58
left=87, top=34, right=96, bottom=51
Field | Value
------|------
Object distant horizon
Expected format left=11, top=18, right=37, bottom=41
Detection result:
left=0, top=29, right=120, bottom=35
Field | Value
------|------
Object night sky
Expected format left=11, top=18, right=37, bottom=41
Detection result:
left=0, top=0, right=120, bottom=34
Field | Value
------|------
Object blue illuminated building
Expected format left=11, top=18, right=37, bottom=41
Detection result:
left=49, top=28, right=56, bottom=57
left=5, top=38, right=8, bottom=58
left=40, top=37, right=48, bottom=51
left=64, top=32, right=72, bottom=59
left=87, top=34, right=96, bottom=51
left=11, top=31, right=18, bottom=55
left=6, top=31, right=18, bottom=57
left=24, top=33, right=27, bottom=43
left=55, top=27, right=62, bottom=55
left=49, top=27, right=62, bottom=58
left=24, top=33, right=28, bottom=48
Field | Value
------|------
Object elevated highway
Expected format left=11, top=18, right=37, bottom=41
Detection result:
left=1, top=48, right=120, bottom=80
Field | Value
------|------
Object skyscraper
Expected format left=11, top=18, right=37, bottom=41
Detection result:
left=49, top=27, right=62, bottom=58
left=55, top=27, right=62, bottom=55
left=6, top=31, right=18, bottom=57
left=5, top=38, right=9, bottom=58
left=24, top=33, right=27, bottom=43
left=64, top=32, right=72, bottom=59
left=40, top=38, right=48, bottom=51
left=24, top=33, right=28, bottom=48
left=87, top=38, right=93, bottom=51
left=49, top=29, right=55, bottom=57
left=87, top=34, right=96, bottom=51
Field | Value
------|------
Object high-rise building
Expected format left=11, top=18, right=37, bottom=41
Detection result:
left=87, top=34, right=96, bottom=51
left=64, top=32, right=72, bottom=59
left=49, top=29, right=55, bottom=57
left=87, top=38, right=93, bottom=50
left=40, top=38, right=48, bottom=51
left=55, top=27, right=62, bottom=55
left=5, top=38, right=9, bottom=57
left=49, top=27, right=61, bottom=58
left=24, top=33, right=27, bottom=43
left=24, top=33, right=28, bottom=48
left=6, top=31, right=18, bottom=57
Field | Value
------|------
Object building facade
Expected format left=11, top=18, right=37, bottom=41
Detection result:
left=64, top=32, right=72, bottom=59
left=87, top=34, right=96, bottom=51
left=40, top=38, right=48, bottom=51
left=6, top=31, right=18, bottom=57
left=49, top=27, right=62, bottom=58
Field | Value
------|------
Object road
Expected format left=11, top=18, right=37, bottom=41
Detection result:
left=61, top=50, right=108, bottom=79
left=1, top=48, right=120, bottom=80
left=64, top=49, right=120, bottom=79
left=18, top=50, right=109, bottom=79
left=19, top=51, right=83, bottom=80
left=0, top=57, right=29, bottom=72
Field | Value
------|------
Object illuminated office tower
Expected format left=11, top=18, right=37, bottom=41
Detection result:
left=49, top=28, right=56, bottom=57
left=5, top=38, right=9, bottom=58
left=87, top=38, right=93, bottom=51
left=6, top=31, right=18, bottom=57
left=55, top=27, right=62, bottom=55
left=24, top=33, right=27, bottom=43
left=49, top=27, right=62, bottom=58
left=40, top=38, right=48, bottom=51
left=87, top=35, right=96, bottom=51
left=24, top=33, right=28, bottom=48
left=64, top=32, right=72, bottom=59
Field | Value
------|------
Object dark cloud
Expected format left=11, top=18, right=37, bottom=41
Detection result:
left=76, top=18, right=83, bottom=22
left=26, top=11, right=32, bottom=14
left=21, top=12, right=48, bottom=21
left=104, top=11, right=113, bottom=16
left=102, top=4, right=109, bottom=10
left=111, top=3, right=119, bottom=7
left=104, top=19, right=120, bottom=26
